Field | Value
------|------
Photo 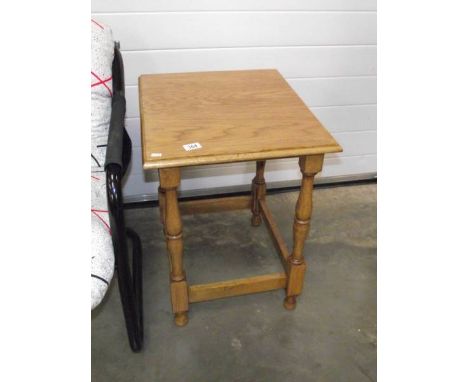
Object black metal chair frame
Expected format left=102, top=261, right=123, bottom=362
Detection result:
left=104, top=42, right=143, bottom=352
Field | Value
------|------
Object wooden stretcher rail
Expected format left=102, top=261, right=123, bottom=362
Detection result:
left=188, top=272, right=287, bottom=303
left=259, top=199, right=290, bottom=272
left=179, top=195, right=251, bottom=215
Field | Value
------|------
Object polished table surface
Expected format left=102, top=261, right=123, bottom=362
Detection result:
left=139, top=69, right=342, bottom=170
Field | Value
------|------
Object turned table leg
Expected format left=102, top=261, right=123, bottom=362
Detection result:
left=251, top=160, right=266, bottom=226
left=159, top=168, right=189, bottom=326
left=284, top=155, right=324, bottom=310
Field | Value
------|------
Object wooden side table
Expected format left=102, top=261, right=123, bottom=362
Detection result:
left=139, top=70, right=342, bottom=326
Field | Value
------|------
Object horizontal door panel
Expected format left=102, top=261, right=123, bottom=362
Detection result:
left=93, top=0, right=377, bottom=13
left=94, top=12, right=376, bottom=50
left=122, top=46, right=376, bottom=86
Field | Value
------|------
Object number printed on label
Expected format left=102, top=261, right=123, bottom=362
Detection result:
left=183, top=142, right=202, bottom=151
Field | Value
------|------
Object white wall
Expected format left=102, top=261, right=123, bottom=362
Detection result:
left=91, top=1, right=377, bottom=201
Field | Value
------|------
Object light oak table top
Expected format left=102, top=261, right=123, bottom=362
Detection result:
left=139, top=69, right=342, bottom=169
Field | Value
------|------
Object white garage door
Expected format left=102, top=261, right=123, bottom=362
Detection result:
left=92, top=0, right=377, bottom=202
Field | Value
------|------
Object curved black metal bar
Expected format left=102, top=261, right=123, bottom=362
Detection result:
left=106, top=166, right=143, bottom=352
left=103, top=42, right=143, bottom=352
left=112, top=42, right=125, bottom=97
left=126, top=228, right=144, bottom=339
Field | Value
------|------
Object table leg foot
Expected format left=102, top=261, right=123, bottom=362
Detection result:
left=174, top=312, right=189, bottom=327
left=283, top=296, right=296, bottom=310
left=251, top=214, right=262, bottom=227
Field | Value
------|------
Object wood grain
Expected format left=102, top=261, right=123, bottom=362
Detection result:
left=285, top=155, right=323, bottom=309
left=188, top=273, right=287, bottom=303
left=130, top=76, right=377, bottom=119
left=179, top=195, right=251, bottom=215
left=128, top=131, right=374, bottom=177
left=140, top=69, right=342, bottom=169
left=159, top=168, right=189, bottom=326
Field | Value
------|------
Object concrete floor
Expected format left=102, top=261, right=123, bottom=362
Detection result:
left=92, top=183, right=376, bottom=382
